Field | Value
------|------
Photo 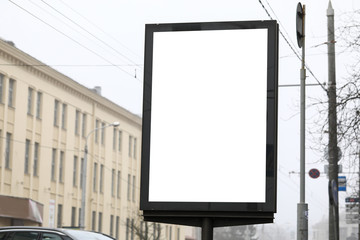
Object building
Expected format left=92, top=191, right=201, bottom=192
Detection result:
left=0, top=38, right=192, bottom=240
left=312, top=213, right=359, bottom=240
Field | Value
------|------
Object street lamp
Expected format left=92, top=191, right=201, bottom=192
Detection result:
left=79, top=121, right=120, bottom=230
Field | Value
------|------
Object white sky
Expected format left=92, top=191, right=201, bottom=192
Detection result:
left=1, top=0, right=360, bottom=236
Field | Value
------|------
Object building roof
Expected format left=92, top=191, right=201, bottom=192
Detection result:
left=0, top=38, right=142, bottom=127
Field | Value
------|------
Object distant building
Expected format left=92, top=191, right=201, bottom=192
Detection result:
left=312, top=213, right=358, bottom=240
left=0, top=38, right=195, bottom=240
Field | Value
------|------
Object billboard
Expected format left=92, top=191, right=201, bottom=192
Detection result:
left=140, top=20, right=278, bottom=226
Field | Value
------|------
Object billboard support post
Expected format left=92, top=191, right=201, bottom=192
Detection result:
left=201, top=218, right=213, bottom=240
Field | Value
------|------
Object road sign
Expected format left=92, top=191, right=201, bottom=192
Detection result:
left=296, top=2, right=304, bottom=48
left=338, top=176, right=346, bottom=191
left=346, top=197, right=360, bottom=203
left=324, top=164, right=342, bottom=174
left=309, top=168, right=320, bottom=179
left=324, top=146, right=342, bottom=162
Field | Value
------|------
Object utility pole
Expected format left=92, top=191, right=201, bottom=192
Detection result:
left=358, top=149, right=360, bottom=240
left=296, top=3, right=308, bottom=240
left=327, top=1, right=339, bottom=240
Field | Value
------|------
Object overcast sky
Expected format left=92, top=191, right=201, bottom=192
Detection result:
left=1, top=0, right=360, bottom=235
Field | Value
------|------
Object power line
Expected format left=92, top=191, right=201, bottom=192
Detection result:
left=39, top=0, right=142, bottom=70
left=8, top=0, right=137, bottom=80
left=257, top=0, right=327, bottom=93
left=0, top=63, right=141, bottom=67
left=57, top=0, right=143, bottom=64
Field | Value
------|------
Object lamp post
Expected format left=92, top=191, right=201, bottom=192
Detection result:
left=79, top=121, right=120, bottom=230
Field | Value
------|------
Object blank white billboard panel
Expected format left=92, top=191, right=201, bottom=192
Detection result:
left=148, top=29, right=268, bottom=203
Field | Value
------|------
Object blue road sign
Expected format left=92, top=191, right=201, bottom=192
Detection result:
left=338, top=176, right=346, bottom=191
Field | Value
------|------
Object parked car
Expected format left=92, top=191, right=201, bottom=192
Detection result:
left=0, top=226, right=116, bottom=240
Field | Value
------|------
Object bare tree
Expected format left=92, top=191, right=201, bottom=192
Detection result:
left=213, top=225, right=258, bottom=240
left=309, top=9, right=360, bottom=194
left=123, top=212, right=163, bottom=240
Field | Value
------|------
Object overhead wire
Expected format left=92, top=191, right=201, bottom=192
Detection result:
left=278, top=166, right=328, bottom=210
left=258, top=0, right=328, bottom=93
left=8, top=0, right=137, bottom=80
left=57, top=0, right=143, bottom=64
left=39, top=0, right=142, bottom=71
left=0, top=63, right=141, bottom=67
left=27, top=0, right=137, bottom=73
left=258, top=0, right=330, bottom=208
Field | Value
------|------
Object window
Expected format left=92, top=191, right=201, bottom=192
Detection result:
left=129, top=136, right=133, bottom=157
left=24, top=139, right=30, bottom=174
left=126, top=218, right=130, bottom=240
left=144, top=222, right=149, bottom=239
left=73, top=156, right=78, bottom=187
left=93, top=163, right=98, bottom=192
left=101, top=122, right=105, bottom=145
left=42, top=233, right=63, bottom=240
left=111, top=169, right=115, bottom=197
left=36, top=92, right=42, bottom=119
left=27, top=87, right=33, bottom=115
left=82, top=113, right=86, bottom=137
left=110, top=215, right=114, bottom=237
left=5, top=132, right=11, bottom=169
left=133, top=138, right=137, bottom=159
left=54, top=100, right=59, bottom=126
left=57, top=204, right=63, bottom=228
left=100, top=164, right=104, bottom=193
left=132, top=175, right=136, bottom=202
left=0, top=73, right=4, bottom=103
left=169, top=226, right=172, bottom=240
left=113, top=128, right=116, bottom=150
left=131, top=219, right=134, bottom=240
left=51, top=149, right=57, bottom=181
left=61, top=104, right=67, bottom=129
left=118, top=130, right=122, bottom=152
left=117, top=171, right=121, bottom=198
left=71, top=207, right=76, bottom=227
left=59, top=151, right=64, bottom=183
left=153, top=223, right=158, bottom=240
left=8, top=78, right=15, bottom=107
left=92, top=211, right=96, bottom=231
left=95, top=120, right=99, bottom=143
left=116, top=216, right=120, bottom=239
left=78, top=208, right=81, bottom=227
left=140, top=222, right=144, bottom=238
left=12, top=232, right=39, bottom=240
left=98, top=212, right=102, bottom=232
left=80, top=158, right=84, bottom=189
left=127, top=174, right=131, bottom=201
left=75, top=110, right=80, bottom=135
left=33, top=142, right=39, bottom=176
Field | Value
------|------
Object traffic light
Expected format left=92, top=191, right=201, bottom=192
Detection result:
left=296, top=2, right=304, bottom=48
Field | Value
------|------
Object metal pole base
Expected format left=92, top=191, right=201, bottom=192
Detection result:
left=297, top=203, right=308, bottom=240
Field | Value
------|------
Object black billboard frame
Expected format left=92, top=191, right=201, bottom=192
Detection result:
left=140, top=20, right=279, bottom=227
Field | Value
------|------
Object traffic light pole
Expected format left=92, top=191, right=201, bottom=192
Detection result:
left=296, top=3, right=308, bottom=240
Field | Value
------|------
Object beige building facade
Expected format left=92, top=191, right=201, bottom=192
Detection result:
left=0, top=39, right=190, bottom=240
